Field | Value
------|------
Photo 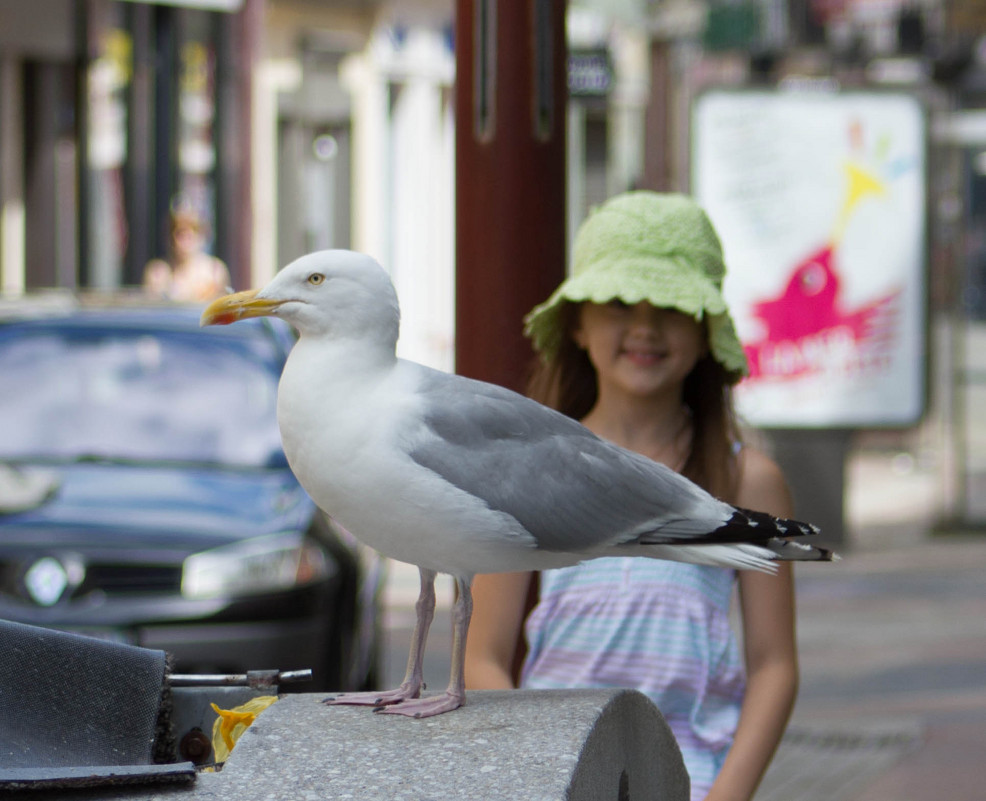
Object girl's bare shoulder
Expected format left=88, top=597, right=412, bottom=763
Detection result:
left=735, top=445, right=794, bottom=518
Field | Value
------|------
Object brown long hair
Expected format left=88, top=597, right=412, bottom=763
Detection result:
left=526, top=302, right=743, bottom=503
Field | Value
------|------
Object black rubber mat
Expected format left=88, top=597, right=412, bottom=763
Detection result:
left=0, top=620, right=182, bottom=781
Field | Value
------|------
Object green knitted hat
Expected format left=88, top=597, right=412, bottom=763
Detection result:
left=524, top=191, right=749, bottom=382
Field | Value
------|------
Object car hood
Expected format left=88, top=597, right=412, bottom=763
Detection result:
left=0, top=461, right=316, bottom=551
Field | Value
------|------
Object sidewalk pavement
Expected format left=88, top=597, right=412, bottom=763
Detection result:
left=756, top=534, right=986, bottom=801
left=380, top=451, right=986, bottom=800
left=756, top=450, right=986, bottom=800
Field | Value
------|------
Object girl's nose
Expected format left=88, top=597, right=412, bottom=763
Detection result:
left=628, top=303, right=665, bottom=331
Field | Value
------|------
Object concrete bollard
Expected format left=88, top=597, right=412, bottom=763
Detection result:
left=194, top=689, right=688, bottom=800
left=18, top=689, right=688, bottom=800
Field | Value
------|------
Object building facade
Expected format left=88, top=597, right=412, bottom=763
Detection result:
left=6, top=0, right=986, bottom=525
left=0, top=0, right=256, bottom=293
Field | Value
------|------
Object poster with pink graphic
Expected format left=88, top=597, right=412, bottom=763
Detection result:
left=691, top=90, right=926, bottom=428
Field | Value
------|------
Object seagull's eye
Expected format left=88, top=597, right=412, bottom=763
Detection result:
left=307, top=273, right=325, bottom=286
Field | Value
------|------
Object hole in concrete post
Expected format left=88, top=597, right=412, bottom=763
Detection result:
left=618, top=768, right=629, bottom=801
left=473, top=0, right=496, bottom=141
left=531, top=0, right=553, bottom=141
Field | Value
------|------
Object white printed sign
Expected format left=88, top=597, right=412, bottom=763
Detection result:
left=692, top=90, right=927, bottom=427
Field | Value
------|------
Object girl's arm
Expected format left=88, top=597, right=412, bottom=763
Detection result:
left=706, top=448, right=799, bottom=801
left=464, top=571, right=533, bottom=689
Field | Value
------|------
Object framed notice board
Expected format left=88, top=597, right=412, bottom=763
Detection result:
left=692, top=89, right=927, bottom=428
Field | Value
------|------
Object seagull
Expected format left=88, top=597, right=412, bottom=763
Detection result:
left=201, top=249, right=834, bottom=718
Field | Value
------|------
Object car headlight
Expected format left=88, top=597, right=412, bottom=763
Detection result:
left=181, top=532, right=335, bottom=599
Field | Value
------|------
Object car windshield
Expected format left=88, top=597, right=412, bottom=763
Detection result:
left=0, top=323, right=284, bottom=467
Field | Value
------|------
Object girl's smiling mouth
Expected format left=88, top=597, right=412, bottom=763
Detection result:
left=622, top=346, right=666, bottom=366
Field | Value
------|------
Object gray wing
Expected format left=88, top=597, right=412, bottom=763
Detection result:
left=407, top=368, right=732, bottom=553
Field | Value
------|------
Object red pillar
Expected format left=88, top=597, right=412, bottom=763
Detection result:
left=454, top=0, right=567, bottom=392
left=642, top=40, right=673, bottom=192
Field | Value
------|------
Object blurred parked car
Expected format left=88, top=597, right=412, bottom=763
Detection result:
left=0, top=293, right=381, bottom=691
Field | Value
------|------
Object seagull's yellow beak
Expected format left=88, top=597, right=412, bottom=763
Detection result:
left=200, top=290, right=283, bottom=326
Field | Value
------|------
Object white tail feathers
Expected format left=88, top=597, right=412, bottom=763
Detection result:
left=641, top=543, right=779, bottom=574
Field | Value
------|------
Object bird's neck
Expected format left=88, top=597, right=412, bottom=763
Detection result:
left=277, top=334, right=398, bottom=475
left=295, top=333, right=397, bottom=374
left=281, top=336, right=398, bottom=431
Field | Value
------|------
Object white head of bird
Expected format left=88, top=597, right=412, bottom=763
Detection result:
left=202, top=250, right=400, bottom=350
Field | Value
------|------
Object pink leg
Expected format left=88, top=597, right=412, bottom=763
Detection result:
left=377, top=576, right=472, bottom=718
left=323, top=567, right=436, bottom=708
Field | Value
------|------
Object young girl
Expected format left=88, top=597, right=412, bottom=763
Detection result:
left=464, top=192, right=798, bottom=801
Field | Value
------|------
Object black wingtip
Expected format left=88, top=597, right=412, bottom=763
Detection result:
left=705, top=506, right=820, bottom=543
left=710, top=508, right=837, bottom=561
left=764, top=536, right=839, bottom=562
left=703, top=507, right=839, bottom=562
left=737, top=507, right=821, bottom=536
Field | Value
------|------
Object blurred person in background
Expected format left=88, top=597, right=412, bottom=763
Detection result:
left=143, top=207, right=230, bottom=302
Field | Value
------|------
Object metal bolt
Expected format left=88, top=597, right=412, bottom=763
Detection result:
left=179, top=728, right=213, bottom=765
